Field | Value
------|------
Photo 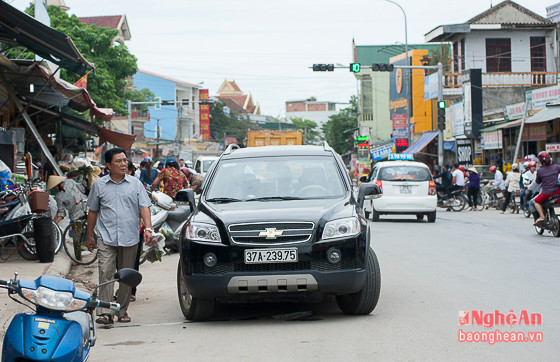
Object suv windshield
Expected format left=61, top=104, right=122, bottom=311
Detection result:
left=206, top=156, right=346, bottom=200
left=378, top=166, right=432, bottom=182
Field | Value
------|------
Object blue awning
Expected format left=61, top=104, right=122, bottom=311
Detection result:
left=402, top=131, right=439, bottom=154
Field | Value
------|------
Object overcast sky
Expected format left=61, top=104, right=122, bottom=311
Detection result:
left=8, top=0, right=559, bottom=117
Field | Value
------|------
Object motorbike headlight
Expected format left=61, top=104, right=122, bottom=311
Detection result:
left=21, top=287, right=87, bottom=311
left=187, top=222, right=221, bottom=243
left=321, top=217, right=360, bottom=240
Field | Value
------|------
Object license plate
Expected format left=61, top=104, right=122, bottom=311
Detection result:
left=400, top=185, right=411, bottom=194
left=496, top=192, right=503, bottom=198
left=244, top=248, right=298, bottom=264
left=514, top=197, right=521, bottom=203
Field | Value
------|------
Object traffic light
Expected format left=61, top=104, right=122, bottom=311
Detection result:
left=437, top=101, right=446, bottom=131
left=371, top=63, right=394, bottom=72
left=350, top=63, right=361, bottom=73
left=312, top=64, right=334, bottom=71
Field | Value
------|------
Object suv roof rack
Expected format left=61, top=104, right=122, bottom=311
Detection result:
left=223, top=144, right=240, bottom=155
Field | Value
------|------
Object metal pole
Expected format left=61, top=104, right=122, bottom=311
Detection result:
left=513, top=99, right=530, bottom=164
left=437, top=62, right=444, bottom=168
left=127, top=99, right=132, bottom=135
left=383, top=0, right=410, bottom=147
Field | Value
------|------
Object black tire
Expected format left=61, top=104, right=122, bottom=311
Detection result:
left=416, top=214, right=424, bottom=221
left=177, top=261, right=215, bottom=321
left=17, top=232, right=38, bottom=260
left=508, top=199, right=516, bottom=214
left=364, top=210, right=371, bottom=219
left=551, top=210, right=560, bottom=237
left=475, top=194, right=485, bottom=211
left=450, top=195, right=466, bottom=212
left=524, top=208, right=531, bottom=218
left=336, top=248, right=381, bottom=315
left=62, top=223, right=98, bottom=265
left=52, top=221, right=63, bottom=254
left=533, top=215, right=545, bottom=235
left=427, top=211, right=436, bottom=223
left=371, top=209, right=380, bottom=222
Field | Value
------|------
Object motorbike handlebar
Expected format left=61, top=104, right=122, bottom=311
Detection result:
left=96, top=300, right=120, bottom=312
left=0, top=279, right=7, bottom=286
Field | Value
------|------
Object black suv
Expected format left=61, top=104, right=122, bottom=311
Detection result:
left=177, top=143, right=382, bottom=321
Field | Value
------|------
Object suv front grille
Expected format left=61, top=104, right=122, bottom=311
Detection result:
left=193, top=257, right=356, bottom=274
left=228, top=222, right=315, bottom=246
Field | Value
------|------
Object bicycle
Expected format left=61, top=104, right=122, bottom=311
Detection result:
left=62, top=218, right=98, bottom=265
left=479, top=183, right=503, bottom=210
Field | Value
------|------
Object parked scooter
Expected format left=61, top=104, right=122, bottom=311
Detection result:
left=147, top=189, right=191, bottom=253
left=0, top=268, right=142, bottom=362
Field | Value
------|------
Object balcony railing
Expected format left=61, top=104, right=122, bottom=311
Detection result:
left=443, top=72, right=558, bottom=88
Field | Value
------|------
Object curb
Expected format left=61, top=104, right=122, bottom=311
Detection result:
left=45, top=252, right=72, bottom=278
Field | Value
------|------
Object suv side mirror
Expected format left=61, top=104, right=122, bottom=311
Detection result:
left=357, top=183, right=382, bottom=208
left=176, top=189, right=196, bottom=211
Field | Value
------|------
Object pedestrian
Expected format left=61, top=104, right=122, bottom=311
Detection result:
left=86, top=147, right=153, bottom=324
left=139, top=157, right=158, bottom=186
left=467, top=167, right=480, bottom=211
left=135, top=160, right=146, bottom=178
left=150, top=158, right=189, bottom=199
left=501, top=163, right=521, bottom=214
left=47, top=176, right=87, bottom=261
left=182, top=168, right=204, bottom=194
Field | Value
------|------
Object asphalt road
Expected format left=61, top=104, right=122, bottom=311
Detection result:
left=3, top=209, right=559, bottom=361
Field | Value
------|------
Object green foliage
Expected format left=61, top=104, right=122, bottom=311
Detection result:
left=322, top=96, right=358, bottom=155
left=123, top=88, right=155, bottom=113
left=18, top=4, right=142, bottom=115
left=209, top=101, right=252, bottom=143
left=427, top=45, right=451, bottom=74
left=289, top=117, right=320, bottom=145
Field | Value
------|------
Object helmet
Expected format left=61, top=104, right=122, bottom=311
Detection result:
left=528, top=161, right=537, bottom=167
left=489, top=166, right=497, bottom=173
left=46, top=175, right=66, bottom=191
left=511, top=163, right=518, bottom=171
left=459, top=165, right=465, bottom=171
left=538, top=151, right=552, bottom=165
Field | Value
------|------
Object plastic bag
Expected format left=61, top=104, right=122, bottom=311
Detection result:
left=143, top=232, right=166, bottom=263
left=160, top=222, right=173, bottom=238
left=0, top=159, right=12, bottom=191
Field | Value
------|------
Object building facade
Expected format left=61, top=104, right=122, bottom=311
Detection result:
left=285, top=97, right=338, bottom=130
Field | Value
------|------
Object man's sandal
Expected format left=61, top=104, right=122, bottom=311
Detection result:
left=95, top=314, right=113, bottom=325
left=117, top=314, right=131, bottom=323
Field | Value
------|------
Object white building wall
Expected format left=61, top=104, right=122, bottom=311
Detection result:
left=463, top=29, right=556, bottom=73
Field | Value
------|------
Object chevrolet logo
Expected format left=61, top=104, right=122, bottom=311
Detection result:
left=258, top=228, right=284, bottom=239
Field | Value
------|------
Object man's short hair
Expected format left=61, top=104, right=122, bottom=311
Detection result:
left=105, top=147, right=126, bottom=164
left=140, top=161, right=147, bottom=167
left=453, top=163, right=459, bottom=169
left=179, top=159, right=184, bottom=162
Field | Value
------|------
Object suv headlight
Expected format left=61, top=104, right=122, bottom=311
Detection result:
left=321, top=217, right=360, bottom=240
left=21, top=286, right=87, bottom=311
left=187, top=222, right=222, bottom=243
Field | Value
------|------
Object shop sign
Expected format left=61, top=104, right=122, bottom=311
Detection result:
left=388, top=153, right=413, bottom=161
left=371, top=143, right=395, bottom=162
left=450, top=102, right=464, bottom=137
left=526, top=85, right=560, bottom=110
left=456, top=138, right=473, bottom=167
left=504, top=102, right=526, bottom=120
left=199, top=89, right=211, bottom=141
left=546, top=144, right=560, bottom=153
left=521, top=124, right=547, bottom=142
left=481, top=130, right=502, bottom=150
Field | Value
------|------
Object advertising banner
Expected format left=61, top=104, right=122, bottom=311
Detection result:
left=390, top=57, right=410, bottom=139
left=424, top=72, right=439, bottom=100
left=371, top=143, right=395, bottom=162
left=527, top=85, right=560, bottom=110
left=504, top=102, right=526, bottom=120
left=199, top=89, right=210, bottom=141
left=456, top=138, right=473, bottom=167
left=521, top=123, right=547, bottom=142
left=450, top=102, right=464, bottom=137
left=481, top=130, right=502, bottom=150
left=545, top=144, right=560, bottom=152
left=462, top=69, right=483, bottom=138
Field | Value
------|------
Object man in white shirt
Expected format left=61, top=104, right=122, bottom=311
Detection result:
left=451, top=164, right=465, bottom=187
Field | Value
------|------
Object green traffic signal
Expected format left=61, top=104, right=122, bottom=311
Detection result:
left=437, top=100, right=446, bottom=109
left=350, top=63, right=361, bottom=73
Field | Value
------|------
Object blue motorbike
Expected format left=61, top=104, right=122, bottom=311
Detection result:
left=0, top=268, right=142, bottom=361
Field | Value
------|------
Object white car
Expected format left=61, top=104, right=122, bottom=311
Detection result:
left=194, top=156, right=219, bottom=177
left=363, top=160, right=437, bottom=222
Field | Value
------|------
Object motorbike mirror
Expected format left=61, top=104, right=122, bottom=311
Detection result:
left=114, top=268, right=142, bottom=288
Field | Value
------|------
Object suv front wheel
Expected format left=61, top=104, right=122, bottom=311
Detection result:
left=177, top=262, right=215, bottom=321
left=336, top=248, right=381, bottom=315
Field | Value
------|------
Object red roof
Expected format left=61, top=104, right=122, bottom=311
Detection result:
left=217, top=96, right=248, bottom=114
left=229, top=81, right=241, bottom=92
left=78, top=16, right=122, bottom=29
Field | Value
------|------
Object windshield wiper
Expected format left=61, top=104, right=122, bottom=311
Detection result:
left=205, top=197, right=243, bottom=203
left=245, top=196, right=305, bottom=202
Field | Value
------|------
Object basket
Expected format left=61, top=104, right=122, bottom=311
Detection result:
left=29, top=190, right=49, bottom=213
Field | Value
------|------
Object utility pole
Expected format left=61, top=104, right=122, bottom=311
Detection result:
left=155, top=118, right=160, bottom=159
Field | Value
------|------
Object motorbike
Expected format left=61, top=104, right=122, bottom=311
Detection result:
left=148, top=189, right=192, bottom=253
left=0, top=268, right=141, bottom=362
left=529, top=193, right=560, bottom=237
left=434, top=182, right=467, bottom=212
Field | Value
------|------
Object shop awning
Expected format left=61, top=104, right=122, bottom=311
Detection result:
left=402, top=131, right=438, bottom=154
left=525, top=103, right=560, bottom=124
left=0, top=1, right=92, bottom=75
left=480, top=119, right=523, bottom=132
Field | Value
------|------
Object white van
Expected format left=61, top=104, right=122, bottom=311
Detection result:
left=194, top=156, right=219, bottom=177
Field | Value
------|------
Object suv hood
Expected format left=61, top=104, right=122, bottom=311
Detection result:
left=198, top=197, right=354, bottom=227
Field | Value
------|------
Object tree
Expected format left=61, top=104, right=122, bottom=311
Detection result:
left=209, top=101, right=252, bottom=143
left=289, top=117, right=320, bottom=144
left=322, top=96, right=358, bottom=155
left=123, top=88, right=155, bottom=113
left=23, top=4, right=142, bottom=115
